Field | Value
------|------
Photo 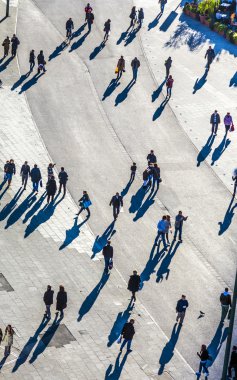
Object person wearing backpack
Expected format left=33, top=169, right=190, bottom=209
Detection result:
left=220, top=287, right=232, bottom=322
left=166, top=75, right=174, bottom=98
left=196, top=344, right=210, bottom=379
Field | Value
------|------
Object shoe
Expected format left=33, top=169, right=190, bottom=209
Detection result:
left=195, top=372, right=201, bottom=376
left=127, top=349, right=132, bottom=353
left=179, top=239, right=182, bottom=243
left=120, top=349, right=122, bottom=352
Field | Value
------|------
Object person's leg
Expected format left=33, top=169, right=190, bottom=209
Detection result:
left=155, top=230, right=161, bottom=245
left=51, top=195, right=54, bottom=202
left=178, top=225, right=182, bottom=241
left=120, top=339, right=127, bottom=351
left=214, top=123, right=218, bottom=135
left=63, top=183, right=66, bottom=196
left=86, top=207, right=90, bottom=217
left=174, top=227, right=178, bottom=240
left=47, top=194, right=50, bottom=203
left=132, top=291, right=136, bottom=301
left=179, top=311, right=185, bottom=324
left=127, top=340, right=132, bottom=351
left=77, top=206, right=84, bottom=216
left=58, top=183, right=62, bottom=193
left=161, top=233, right=167, bottom=249
left=228, top=365, right=232, bottom=377
left=166, top=232, right=170, bottom=245
left=176, top=312, right=180, bottom=322
left=104, top=257, right=109, bottom=272
left=24, top=175, right=28, bottom=189
left=221, top=305, right=229, bottom=321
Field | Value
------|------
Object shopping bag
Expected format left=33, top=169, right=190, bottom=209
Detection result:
left=120, top=207, right=124, bottom=213
left=230, top=124, right=235, bottom=132
left=115, top=67, right=119, bottom=74
left=83, top=200, right=92, bottom=208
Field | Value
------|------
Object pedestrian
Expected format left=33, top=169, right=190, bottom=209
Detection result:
left=143, top=167, right=152, bottom=188
left=173, top=211, right=188, bottom=242
left=56, top=285, right=67, bottom=318
left=43, top=285, right=54, bottom=319
left=110, top=192, right=123, bottom=220
left=58, top=167, right=68, bottom=196
left=152, top=163, right=161, bottom=190
left=116, top=56, right=125, bottom=80
left=2, top=36, right=10, bottom=57
left=224, top=112, right=234, bottom=135
left=138, top=8, right=144, bottom=28
left=2, top=325, right=14, bottom=357
left=128, top=271, right=140, bottom=303
left=87, top=12, right=94, bottom=32
left=165, top=215, right=172, bottom=244
left=205, top=46, right=215, bottom=70
left=228, top=345, right=237, bottom=379
left=147, top=150, right=157, bottom=164
left=120, top=319, right=135, bottom=352
left=77, top=190, right=91, bottom=217
left=5, top=159, right=16, bottom=187
left=131, top=57, right=140, bottom=82
left=85, top=3, right=93, bottom=22
left=164, top=57, right=172, bottom=78
left=29, top=49, right=35, bottom=71
left=46, top=175, right=57, bottom=203
left=130, top=162, right=137, bottom=182
left=176, top=295, right=189, bottom=325
left=196, top=345, right=209, bottom=379
left=20, top=161, right=30, bottom=190
left=3, top=160, right=9, bottom=182
left=47, top=163, right=56, bottom=181
left=159, top=0, right=167, bottom=13
left=11, top=34, right=20, bottom=57
left=37, top=50, right=46, bottom=74
left=103, top=19, right=111, bottom=42
left=66, top=17, right=74, bottom=39
left=129, top=6, right=137, bottom=29
left=155, top=215, right=168, bottom=249
left=232, top=170, right=237, bottom=196
left=210, top=110, right=220, bottom=136
left=166, top=75, right=174, bottom=98
left=30, top=164, right=42, bottom=194
left=220, top=287, right=231, bottom=322
left=102, top=240, right=113, bottom=273
left=0, top=328, right=2, bottom=345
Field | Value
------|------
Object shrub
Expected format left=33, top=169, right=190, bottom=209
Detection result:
left=198, top=0, right=220, bottom=16
left=217, top=23, right=228, bottom=32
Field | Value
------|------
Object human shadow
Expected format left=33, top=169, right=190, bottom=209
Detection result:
left=121, top=180, right=132, bottom=198
left=23, top=193, right=46, bottom=224
left=158, top=323, right=182, bottom=374
left=156, top=241, right=180, bottom=283
left=117, top=31, right=128, bottom=45
left=153, top=97, right=169, bottom=121
left=0, top=56, right=13, bottom=73
left=107, top=301, right=133, bottom=347
left=0, top=185, right=9, bottom=200
left=11, top=72, right=31, bottom=91
left=5, top=192, right=36, bottom=229
left=77, top=272, right=109, bottom=322
left=193, top=69, right=208, bottom=94
left=91, top=222, right=116, bottom=259
left=90, top=41, right=105, bottom=60
left=129, top=186, right=149, bottom=214
left=0, top=356, right=7, bottom=369
left=12, top=317, right=49, bottom=372
left=48, top=41, right=67, bottom=61
left=211, top=136, right=231, bottom=166
left=133, top=188, right=158, bottom=221
left=124, top=27, right=139, bottom=46
left=229, top=72, right=237, bottom=87
left=114, top=80, right=135, bottom=106
left=0, top=179, right=7, bottom=191
left=160, top=11, right=178, bottom=32
left=148, top=13, right=162, bottom=30
left=70, top=31, right=90, bottom=52
left=105, top=352, right=128, bottom=380
left=29, top=314, right=63, bottom=364
left=218, top=197, right=237, bottom=235
left=140, top=243, right=167, bottom=289
left=59, top=217, right=88, bottom=250
left=152, top=80, right=166, bottom=102
left=102, top=79, right=120, bottom=101
left=71, top=24, right=86, bottom=39
left=0, top=188, right=24, bottom=221
left=207, top=322, right=228, bottom=367
left=197, top=134, right=215, bottom=166
left=19, top=73, right=44, bottom=94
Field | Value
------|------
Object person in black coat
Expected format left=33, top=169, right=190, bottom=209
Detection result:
left=120, top=319, right=135, bottom=352
left=5, top=159, right=16, bottom=187
left=77, top=191, right=91, bottom=217
left=152, top=163, right=161, bottom=190
left=165, top=57, right=172, bottom=78
left=58, top=167, right=68, bottom=196
left=130, top=162, right=137, bottom=182
left=30, top=164, right=42, bottom=193
left=56, top=285, right=67, bottom=317
left=205, top=46, right=215, bottom=69
left=110, top=192, right=123, bottom=220
left=11, top=34, right=20, bottom=57
left=228, top=345, right=237, bottom=378
left=20, top=161, right=30, bottom=190
left=87, top=12, right=94, bottom=32
left=147, top=150, right=157, bottom=164
left=196, top=344, right=209, bottom=378
left=103, top=240, right=113, bottom=273
left=29, top=50, right=35, bottom=71
left=128, top=271, right=140, bottom=302
left=46, top=176, right=57, bottom=203
left=43, top=285, right=54, bottom=319
left=37, top=50, right=46, bottom=74
left=210, top=110, right=220, bottom=136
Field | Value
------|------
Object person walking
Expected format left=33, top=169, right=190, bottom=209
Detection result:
left=152, top=163, right=161, bottom=190
left=176, top=295, right=189, bottom=325
left=210, top=110, right=220, bottom=136
left=130, top=162, right=137, bottom=182
left=228, top=345, right=237, bottom=379
left=165, top=215, right=172, bottom=245
left=116, top=56, right=125, bottom=80
left=29, top=50, right=35, bottom=71
left=166, top=75, right=174, bottom=98
left=159, top=0, right=167, bottom=13
left=143, top=166, right=153, bottom=188
left=66, top=17, right=74, bottom=39
left=103, top=19, right=111, bottom=43
left=147, top=150, right=157, bottom=164
left=0, top=328, right=2, bottom=345
left=47, top=163, right=56, bottom=181
left=120, top=319, right=135, bottom=353
left=128, top=271, right=140, bottom=303
left=138, top=8, right=144, bottom=28
left=5, top=159, right=16, bottom=187
left=232, top=170, right=237, bottom=196
left=43, top=285, right=54, bottom=319
left=85, top=3, right=93, bottom=22
left=205, top=46, right=215, bottom=70
left=11, top=34, right=20, bottom=57
left=20, top=161, right=30, bottom=190
left=220, top=287, right=232, bottom=322
left=224, top=112, right=234, bottom=135
left=2, top=36, right=10, bottom=57
left=46, top=176, right=57, bottom=203
left=102, top=240, right=113, bottom=273
left=196, top=344, right=209, bottom=379
left=164, top=57, right=172, bottom=78
left=155, top=215, right=168, bottom=249
left=87, top=12, right=94, bottom=32
left=4, top=160, right=9, bottom=182
left=37, top=50, right=46, bottom=74
left=2, top=325, right=14, bottom=357
left=131, top=57, right=140, bottom=82
left=77, top=191, right=91, bottom=217
left=58, top=167, right=68, bottom=196
left=56, top=285, right=67, bottom=318
left=30, top=164, right=42, bottom=194
left=110, top=192, right=123, bottom=220
left=129, top=6, right=137, bottom=29
left=173, top=211, right=188, bottom=242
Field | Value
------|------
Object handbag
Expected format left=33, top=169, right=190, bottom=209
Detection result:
left=83, top=200, right=92, bottom=208
left=230, top=124, right=235, bottom=132
left=115, top=67, right=119, bottom=74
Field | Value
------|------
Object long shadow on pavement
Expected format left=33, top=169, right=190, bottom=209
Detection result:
left=11, top=72, right=31, bottom=91
left=218, top=196, right=237, bottom=235
left=90, top=41, right=105, bottom=60
left=105, top=352, right=128, bottom=380
left=77, top=272, right=109, bottom=322
left=117, top=30, right=129, bottom=45
left=19, top=73, right=44, bottom=94
left=158, top=323, right=182, bottom=375
left=5, top=192, right=36, bottom=229
left=133, top=187, right=158, bottom=221
left=107, top=301, right=133, bottom=347
left=124, top=27, right=139, bottom=46
left=207, top=321, right=228, bottom=367
left=148, top=13, right=162, bottom=30
left=140, top=243, right=167, bottom=289
left=115, top=80, right=135, bottom=106
left=91, top=221, right=116, bottom=259
left=129, top=186, right=149, bottom=214
left=70, top=31, right=90, bottom=52
left=152, top=80, right=166, bottom=102
left=0, top=186, right=9, bottom=201
left=0, top=56, right=13, bottom=73
left=59, top=216, right=88, bottom=250
left=71, top=24, right=86, bottom=39
left=102, top=79, right=120, bottom=101
left=159, top=10, right=178, bottom=32
left=197, top=134, right=215, bottom=166
left=156, top=241, right=181, bottom=282
left=48, top=41, right=67, bottom=61
left=193, top=69, right=208, bottom=94
left=211, top=135, right=231, bottom=166
left=23, top=193, right=46, bottom=224
left=229, top=72, right=237, bottom=87
left=0, top=188, right=24, bottom=221
left=153, top=97, right=169, bottom=121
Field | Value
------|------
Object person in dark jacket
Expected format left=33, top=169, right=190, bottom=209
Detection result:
left=30, top=164, right=42, bottom=193
left=2, top=36, right=10, bottom=57
left=129, top=6, right=136, bottom=29
left=196, top=344, right=209, bottom=378
left=102, top=240, right=113, bottom=273
left=56, top=285, right=67, bottom=317
left=165, top=57, right=172, bottom=78
left=210, top=110, right=220, bottom=136
left=173, top=211, right=188, bottom=242
left=120, top=319, right=135, bottom=352
left=103, top=19, right=111, bottom=42
left=176, top=295, right=189, bottom=325
left=130, top=162, right=137, bottom=182
left=5, top=159, right=16, bottom=187
left=77, top=191, right=91, bottom=217
left=228, top=345, right=237, bottom=378
left=66, top=18, right=74, bottom=39
left=220, top=287, right=232, bottom=322
left=37, top=50, right=46, bottom=74
left=87, top=12, right=94, bottom=32
left=205, top=46, right=215, bottom=69
left=116, top=56, right=125, bottom=80
left=58, top=167, right=68, bottom=196
left=147, top=150, right=157, bottom=164
left=29, top=50, right=35, bottom=71
left=11, top=34, right=20, bottom=57
left=110, top=192, right=123, bottom=220
left=138, top=8, right=144, bottom=28
left=85, top=3, right=93, bottom=21
left=128, top=271, right=140, bottom=302
left=47, top=163, right=55, bottom=181
left=20, top=161, right=30, bottom=190
left=43, top=285, right=54, bottom=319
left=152, top=163, right=161, bottom=189
left=131, top=57, right=140, bottom=82
left=46, top=176, right=57, bottom=203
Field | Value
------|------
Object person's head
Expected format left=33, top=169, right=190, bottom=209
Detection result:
left=154, top=163, right=157, bottom=167
left=166, top=215, right=170, bottom=221
left=225, top=287, right=229, bottom=292
left=69, top=17, right=72, bottom=20
left=13, top=34, right=16, bottom=37
left=107, top=240, right=111, bottom=246
left=178, top=210, right=182, bottom=215
left=59, top=285, right=64, bottom=292
left=214, top=110, right=217, bottom=113
left=169, top=75, right=172, bottom=79
left=87, top=3, right=90, bottom=6
left=133, top=162, right=136, bottom=166
left=162, top=215, right=167, bottom=220
left=47, top=285, right=51, bottom=291
left=150, top=150, right=154, bottom=154
left=40, top=50, right=43, bottom=54
left=134, top=57, right=137, bottom=60
left=6, top=325, right=13, bottom=334
left=48, top=163, right=53, bottom=168
left=181, top=295, right=186, bottom=299
left=24, top=161, right=28, bottom=165
left=7, top=36, right=9, bottom=39
left=10, top=159, right=14, bottom=163
left=233, top=346, right=237, bottom=351
left=133, top=270, right=137, bottom=275
left=116, top=192, right=119, bottom=196
left=201, top=344, right=207, bottom=351
left=121, top=55, right=123, bottom=59
left=130, top=319, right=135, bottom=324
left=61, top=167, right=64, bottom=171
left=34, top=164, right=37, bottom=168
left=108, top=19, right=111, bottom=22
left=168, top=56, right=171, bottom=60
left=209, top=45, right=211, bottom=49
left=227, top=112, right=230, bottom=116
left=83, top=190, right=87, bottom=195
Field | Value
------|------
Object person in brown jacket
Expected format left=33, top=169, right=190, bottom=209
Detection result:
left=2, top=36, right=10, bottom=57
left=116, top=56, right=125, bottom=80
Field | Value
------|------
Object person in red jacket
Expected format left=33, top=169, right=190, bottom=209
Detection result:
left=85, top=3, right=92, bottom=21
left=166, top=75, right=174, bottom=98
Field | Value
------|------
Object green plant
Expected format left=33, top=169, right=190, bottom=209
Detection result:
left=226, top=28, right=233, bottom=38
left=213, top=21, right=220, bottom=29
left=217, top=23, right=228, bottom=32
left=232, top=32, right=237, bottom=43
left=198, top=0, right=220, bottom=16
